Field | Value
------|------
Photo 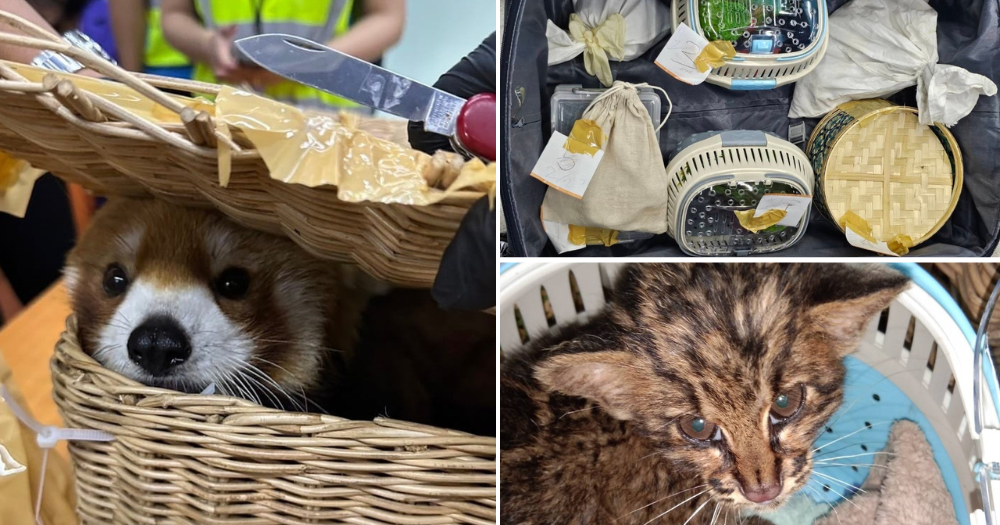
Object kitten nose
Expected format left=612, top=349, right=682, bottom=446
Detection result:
left=741, top=482, right=782, bottom=504
left=127, top=315, right=192, bottom=376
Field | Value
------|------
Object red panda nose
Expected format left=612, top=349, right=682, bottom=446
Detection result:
left=127, top=315, right=192, bottom=376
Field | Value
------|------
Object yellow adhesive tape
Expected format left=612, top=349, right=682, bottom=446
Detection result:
left=0, top=150, right=45, bottom=218
left=838, top=210, right=877, bottom=243
left=733, top=208, right=787, bottom=233
left=563, top=119, right=605, bottom=156
left=694, top=41, right=737, bottom=73
left=838, top=211, right=914, bottom=255
left=568, top=224, right=619, bottom=246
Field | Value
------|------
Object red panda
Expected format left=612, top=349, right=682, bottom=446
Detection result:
left=64, top=198, right=379, bottom=412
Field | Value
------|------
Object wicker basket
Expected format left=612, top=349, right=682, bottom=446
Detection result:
left=51, top=316, right=496, bottom=525
left=806, top=99, right=963, bottom=247
left=0, top=12, right=488, bottom=288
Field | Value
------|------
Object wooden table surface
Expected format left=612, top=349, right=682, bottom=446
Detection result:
left=0, top=281, right=70, bottom=430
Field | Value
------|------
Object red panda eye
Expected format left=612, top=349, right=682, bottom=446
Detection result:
left=215, top=267, right=250, bottom=300
left=102, top=264, right=129, bottom=297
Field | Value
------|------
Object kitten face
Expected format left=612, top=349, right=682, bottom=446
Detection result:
left=534, top=264, right=908, bottom=512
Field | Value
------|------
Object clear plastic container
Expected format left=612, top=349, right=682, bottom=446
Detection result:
left=550, top=85, right=661, bottom=135
left=697, top=0, right=822, bottom=55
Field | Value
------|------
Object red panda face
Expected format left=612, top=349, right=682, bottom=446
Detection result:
left=64, top=199, right=369, bottom=409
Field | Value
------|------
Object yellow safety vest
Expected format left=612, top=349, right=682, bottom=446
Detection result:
left=145, top=1, right=190, bottom=68
left=193, top=0, right=356, bottom=110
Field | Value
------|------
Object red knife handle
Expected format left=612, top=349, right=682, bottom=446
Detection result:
left=455, top=92, right=496, bottom=162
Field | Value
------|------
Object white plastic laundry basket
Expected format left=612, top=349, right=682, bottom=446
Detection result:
left=498, top=262, right=1000, bottom=525
left=671, top=0, right=829, bottom=89
left=664, top=130, right=814, bottom=256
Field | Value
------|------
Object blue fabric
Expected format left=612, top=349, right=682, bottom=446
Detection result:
left=143, top=65, right=194, bottom=79
left=799, top=356, right=968, bottom=525
left=77, top=0, right=118, bottom=63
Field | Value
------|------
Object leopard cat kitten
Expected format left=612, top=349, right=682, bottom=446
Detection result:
left=500, top=264, right=909, bottom=525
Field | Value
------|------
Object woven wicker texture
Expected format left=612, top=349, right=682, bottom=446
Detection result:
left=51, top=317, right=496, bottom=525
left=807, top=99, right=962, bottom=245
left=0, top=12, right=485, bottom=289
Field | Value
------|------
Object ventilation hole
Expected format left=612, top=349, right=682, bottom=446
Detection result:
left=864, top=421, right=872, bottom=429
left=540, top=286, right=556, bottom=327
left=567, top=271, right=586, bottom=314
left=861, top=444, right=869, bottom=451
left=927, top=342, right=938, bottom=371
left=851, top=466, right=858, bottom=472
left=903, top=316, right=915, bottom=350
left=514, top=305, right=529, bottom=344
left=947, top=375, right=956, bottom=393
left=825, top=426, right=832, bottom=433
left=873, top=394, right=881, bottom=401
left=822, top=485, right=830, bottom=492
left=876, top=308, right=890, bottom=334
left=815, top=449, right=822, bottom=454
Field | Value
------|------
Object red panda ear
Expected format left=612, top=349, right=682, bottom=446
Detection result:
left=534, top=350, right=646, bottom=421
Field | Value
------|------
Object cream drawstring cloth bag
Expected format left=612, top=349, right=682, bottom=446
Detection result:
left=541, top=81, right=671, bottom=233
left=789, top=0, right=996, bottom=127
left=546, top=0, right=670, bottom=87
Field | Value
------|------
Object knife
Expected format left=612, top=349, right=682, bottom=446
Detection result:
left=234, top=34, right=496, bottom=162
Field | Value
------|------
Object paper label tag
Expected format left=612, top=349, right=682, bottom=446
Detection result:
left=542, top=219, right=588, bottom=254
left=845, top=228, right=900, bottom=256
left=753, top=194, right=811, bottom=227
left=654, top=23, right=712, bottom=85
left=529, top=131, right=604, bottom=199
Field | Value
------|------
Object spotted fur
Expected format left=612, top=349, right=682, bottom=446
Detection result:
left=500, top=264, right=909, bottom=525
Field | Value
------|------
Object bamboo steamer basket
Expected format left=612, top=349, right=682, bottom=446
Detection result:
left=51, top=316, right=496, bottom=525
left=806, top=99, right=963, bottom=247
left=0, top=12, right=487, bottom=288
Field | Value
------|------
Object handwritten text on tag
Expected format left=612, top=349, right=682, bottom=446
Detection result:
left=529, top=131, right=604, bottom=199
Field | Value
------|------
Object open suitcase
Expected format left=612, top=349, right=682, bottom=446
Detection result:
left=500, top=0, right=1000, bottom=257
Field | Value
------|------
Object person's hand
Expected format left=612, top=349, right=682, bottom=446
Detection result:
left=205, top=26, right=257, bottom=84
left=245, top=68, right=285, bottom=90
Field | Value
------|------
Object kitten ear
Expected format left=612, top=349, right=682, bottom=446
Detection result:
left=534, top=350, right=645, bottom=421
left=803, top=265, right=910, bottom=356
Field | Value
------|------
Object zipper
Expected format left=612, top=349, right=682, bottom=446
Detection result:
left=500, top=0, right=526, bottom=256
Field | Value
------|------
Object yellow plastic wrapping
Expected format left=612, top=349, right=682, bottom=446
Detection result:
left=695, top=41, right=737, bottom=73
left=0, top=354, right=78, bottom=525
left=215, top=87, right=494, bottom=205
left=838, top=211, right=915, bottom=256
left=567, top=224, right=619, bottom=246
left=563, top=119, right=604, bottom=156
left=733, top=208, right=787, bottom=233
left=6, top=62, right=215, bottom=124
left=0, top=150, right=45, bottom=218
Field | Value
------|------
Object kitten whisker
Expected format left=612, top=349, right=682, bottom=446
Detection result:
left=682, top=498, right=711, bottom=525
left=812, top=439, right=893, bottom=458
left=558, top=405, right=600, bottom=420
left=640, top=488, right=710, bottom=525
left=814, top=462, right=894, bottom=471
left=807, top=479, right=863, bottom=513
left=803, top=483, right=842, bottom=525
left=617, top=484, right=708, bottom=520
left=814, top=451, right=897, bottom=462
left=812, top=471, right=867, bottom=494
left=710, top=502, right=721, bottom=525
left=811, top=420, right=891, bottom=452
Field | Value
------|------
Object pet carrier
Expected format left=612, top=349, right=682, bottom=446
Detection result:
left=671, top=0, right=829, bottom=90
left=664, top=130, right=814, bottom=255
left=498, top=262, right=1000, bottom=525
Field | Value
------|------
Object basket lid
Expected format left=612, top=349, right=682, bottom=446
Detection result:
left=820, top=107, right=961, bottom=244
left=696, top=0, right=822, bottom=55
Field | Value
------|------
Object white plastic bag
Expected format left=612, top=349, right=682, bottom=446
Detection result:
left=546, top=0, right=670, bottom=87
left=789, top=0, right=996, bottom=127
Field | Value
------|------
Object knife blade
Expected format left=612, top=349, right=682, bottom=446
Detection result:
left=234, top=34, right=495, bottom=161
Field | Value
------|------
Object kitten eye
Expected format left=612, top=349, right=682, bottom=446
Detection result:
left=771, top=384, right=804, bottom=420
left=215, top=267, right=250, bottom=300
left=680, top=415, right=718, bottom=441
left=103, top=264, right=129, bottom=297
